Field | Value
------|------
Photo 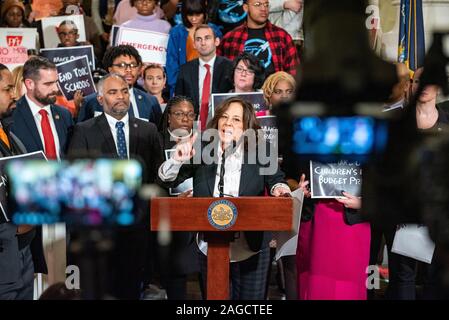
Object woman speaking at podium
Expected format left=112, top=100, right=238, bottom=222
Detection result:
left=157, top=97, right=290, bottom=300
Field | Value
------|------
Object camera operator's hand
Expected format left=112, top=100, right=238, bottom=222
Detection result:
left=336, top=191, right=362, bottom=210
left=173, top=132, right=197, bottom=162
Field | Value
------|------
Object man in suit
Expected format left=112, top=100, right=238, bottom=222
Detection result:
left=68, top=73, right=164, bottom=299
left=175, top=24, right=233, bottom=130
left=0, top=63, right=34, bottom=299
left=9, top=56, right=75, bottom=278
left=77, top=45, right=162, bottom=126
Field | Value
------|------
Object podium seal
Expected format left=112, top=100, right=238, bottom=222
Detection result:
left=207, top=199, right=238, bottom=230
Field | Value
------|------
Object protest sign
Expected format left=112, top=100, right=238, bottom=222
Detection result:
left=257, top=115, right=277, bottom=145
left=56, top=56, right=96, bottom=100
left=41, top=15, right=86, bottom=48
left=41, top=45, right=95, bottom=70
left=117, top=27, right=168, bottom=65
left=0, top=46, right=28, bottom=69
left=310, top=160, right=362, bottom=198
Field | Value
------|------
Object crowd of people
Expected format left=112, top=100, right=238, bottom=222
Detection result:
left=1, top=0, right=448, bottom=301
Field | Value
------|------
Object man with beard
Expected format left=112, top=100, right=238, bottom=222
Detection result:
left=11, top=57, right=74, bottom=160
left=0, top=63, right=35, bottom=299
left=77, top=45, right=162, bottom=125
left=67, top=73, right=163, bottom=299
left=10, top=57, right=74, bottom=281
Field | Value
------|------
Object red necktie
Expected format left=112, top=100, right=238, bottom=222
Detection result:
left=39, top=109, right=57, bottom=159
left=200, top=64, right=211, bottom=131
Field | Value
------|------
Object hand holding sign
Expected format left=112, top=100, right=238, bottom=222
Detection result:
left=173, top=132, right=197, bottom=162
left=298, top=173, right=311, bottom=198
left=335, top=191, right=362, bottom=210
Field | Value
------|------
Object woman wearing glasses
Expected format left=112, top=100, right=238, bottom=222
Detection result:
left=231, top=52, right=265, bottom=94
left=156, top=95, right=199, bottom=299
left=158, top=97, right=290, bottom=299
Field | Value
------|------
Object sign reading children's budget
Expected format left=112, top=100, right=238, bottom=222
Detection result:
left=117, top=27, right=168, bottom=65
left=310, top=161, right=362, bottom=198
left=56, top=56, right=96, bottom=101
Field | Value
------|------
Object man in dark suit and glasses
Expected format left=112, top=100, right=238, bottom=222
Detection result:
left=0, top=63, right=34, bottom=299
left=77, top=45, right=162, bottom=126
left=68, top=73, right=164, bottom=299
left=175, top=24, right=234, bottom=130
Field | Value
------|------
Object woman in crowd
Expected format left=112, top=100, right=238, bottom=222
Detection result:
left=166, top=0, right=222, bottom=95
left=261, top=70, right=298, bottom=299
left=156, top=95, right=199, bottom=299
left=0, top=0, right=31, bottom=28
left=143, top=63, right=168, bottom=111
left=121, top=0, right=171, bottom=34
left=231, top=52, right=265, bottom=94
left=158, top=97, right=291, bottom=299
left=296, top=184, right=370, bottom=299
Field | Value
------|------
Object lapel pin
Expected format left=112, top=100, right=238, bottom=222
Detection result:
left=55, top=114, right=60, bottom=120
left=134, top=123, right=138, bottom=128
left=138, top=95, right=142, bottom=100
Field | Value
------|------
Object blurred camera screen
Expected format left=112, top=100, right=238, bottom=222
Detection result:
left=6, top=160, right=143, bottom=227
left=292, top=116, right=388, bottom=156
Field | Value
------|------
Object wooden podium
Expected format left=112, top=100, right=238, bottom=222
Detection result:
left=150, top=197, right=295, bottom=300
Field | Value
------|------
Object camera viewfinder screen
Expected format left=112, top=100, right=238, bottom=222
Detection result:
left=7, top=159, right=143, bottom=227
left=292, top=116, right=388, bottom=156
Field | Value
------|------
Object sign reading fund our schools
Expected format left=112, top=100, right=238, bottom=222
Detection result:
left=117, top=27, right=168, bottom=65
left=40, top=45, right=96, bottom=70
left=56, top=56, right=96, bottom=100
left=310, top=161, right=362, bottom=199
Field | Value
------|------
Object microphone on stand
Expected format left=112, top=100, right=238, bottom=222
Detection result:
left=218, top=140, right=236, bottom=197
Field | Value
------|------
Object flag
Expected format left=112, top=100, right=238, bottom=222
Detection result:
left=398, top=0, right=425, bottom=72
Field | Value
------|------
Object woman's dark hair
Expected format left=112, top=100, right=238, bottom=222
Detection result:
left=39, top=282, right=82, bottom=300
left=182, top=0, right=208, bottom=28
left=207, top=97, right=261, bottom=149
left=102, top=45, right=142, bottom=70
left=232, top=52, right=265, bottom=90
left=158, top=95, right=195, bottom=132
left=207, top=97, right=260, bottom=132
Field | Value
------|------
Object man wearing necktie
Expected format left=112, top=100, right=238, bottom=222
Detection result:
left=10, top=57, right=74, bottom=281
left=67, top=73, right=164, bottom=299
left=175, top=24, right=234, bottom=130
left=77, top=45, right=162, bottom=126
left=0, top=63, right=35, bottom=299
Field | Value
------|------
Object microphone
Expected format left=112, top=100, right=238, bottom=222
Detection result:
left=218, top=140, right=236, bottom=197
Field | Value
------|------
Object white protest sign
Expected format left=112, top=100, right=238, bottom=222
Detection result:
left=0, top=28, right=38, bottom=49
left=41, top=15, right=86, bottom=48
left=0, top=46, right=28, bottom=69
left=392, top=224, right=436, bottom=264
left=117, top=27, right=168, bottom=65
